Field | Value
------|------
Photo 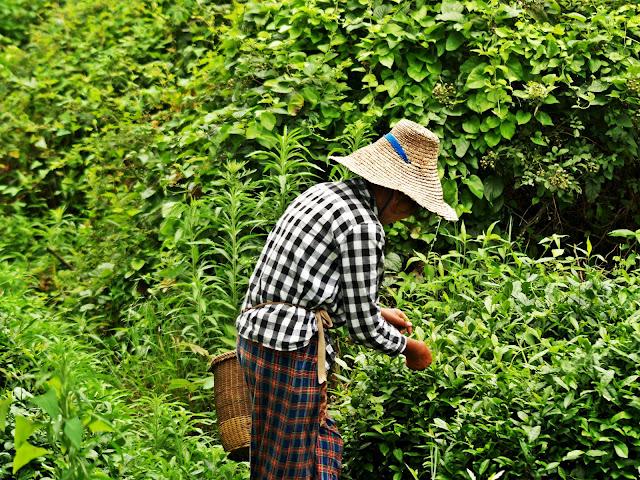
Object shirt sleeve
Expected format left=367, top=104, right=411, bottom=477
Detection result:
left=337, top=222, right=407, bottom=356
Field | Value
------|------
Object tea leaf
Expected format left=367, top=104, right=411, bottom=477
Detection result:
left=12, top=442, right=50, bottom=474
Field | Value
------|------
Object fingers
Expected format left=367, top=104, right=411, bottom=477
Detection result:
left=390, top=309, right=412, bottom=335
left=395, top=309, right=412, bottom=334
left=381, top=307, right=414, bottom=335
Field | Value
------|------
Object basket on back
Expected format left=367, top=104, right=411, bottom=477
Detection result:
left=210, top=350, right=251, bottom=461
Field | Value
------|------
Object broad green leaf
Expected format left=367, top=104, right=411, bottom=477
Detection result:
left=462, top=117, right=480, bottom=134
left=301, top=87, right=319, bottom=105
left=523, top=326, right=539, bottom=346
left=442, top=179, right=458, bottom=204
left=614, top=443, right=628, bottom=458
left=484, top=130, right=501, bottom=147
left=588, top=80, right=608, bottom=93
left=441, top=0, right=464, bottom=14
left=464, top=175, right=484, bottom=199
left=553, top=375, right=569, bottom=390
left=535, top=111, right=553, bottom=126
left=531, top=131, right=548, bottom=146
left=433, top=418, right=449, bottom=430
left=446, top=32, right=465, bottom=51
left=467, top=92, right=494, bottom=113
left=506, top=57, right=524, bottom=81
left=64, top=417, right=83, bottom=449
left=379, top=443, right=389, bottom=457
left=379, top=53, right=394, bottom=68
left=407, top=63, right=427, bottom=82
left=393, top=448, right=403, bottom=462
left=565, top=12, right=587, bottom=22
left=88, top=420, right=114, bottom=433
left=586, top=449, right=607, bottom=457
left=32, top=389, right=60, bottom=420
left=563, top=450, right=584, bottom=461
left=258, top=111, right=277, bottom=131
left=609, top=229, right=636, bottom=238
left=465, top=63, right=488, bottom=90
left=437, top=10, right=465, bottom=22
left=14, top=416, right=37, bottom=449
left=12, top=442, right=50, bottom=474
left=287, top=93, right=305, bottom=116
left=481, top=116, right=500, bottom=131
left=382, top=23, right=404, bottom=37
left=526, top=425, right=541, bottom=442
left=362, top=73, right=377, bottom=85
left=302, top=61, right=319, bottom=76
left=500, top=120, right=516, bottom=139
left=202, top=376, right=215, bottom=390
left=484, top=176, right=504, bottom=202
left=516, top=111, right=532, bottom=125
left=244, top=122, right=262, bottom=140
left=611, top=411, right=632, bottom=422
left=452, top=137, right=470, bottom=157
left=384, top=252, right=403, bottom=272
left=384, top=78, right=401, bottom=97
left=130, top=259, right=145, bottom=271
left=263, top=79, right=292, bottom=94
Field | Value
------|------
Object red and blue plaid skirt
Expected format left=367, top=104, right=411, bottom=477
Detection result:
left=236, top=334, right=343, bottom=479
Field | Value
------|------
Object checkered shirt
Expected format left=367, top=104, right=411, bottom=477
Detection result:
left=236, top=178, right=407, bottom=366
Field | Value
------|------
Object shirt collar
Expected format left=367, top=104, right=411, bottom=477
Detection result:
left=350, top=177, right=379, bottom=219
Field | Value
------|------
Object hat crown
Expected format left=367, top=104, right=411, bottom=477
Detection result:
left=388, top=119, right=439, bottom=166
left=391, top=118, right=440, bottom=158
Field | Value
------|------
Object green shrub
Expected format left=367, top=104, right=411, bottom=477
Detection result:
left=334, top=230, right=640, bottom=479
left=195, top=0, right=640, bottom=241
left=0, top=261, right=250, bottom=479
left=2, top=0, right=638, bottom=250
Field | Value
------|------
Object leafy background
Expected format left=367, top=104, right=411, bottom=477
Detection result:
left=1, top=0, right=639, bottom=478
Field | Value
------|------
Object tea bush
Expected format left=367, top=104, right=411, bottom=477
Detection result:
left=0, top=257, right=249, bottom=479
left=335, top=230, right=640, bottom=479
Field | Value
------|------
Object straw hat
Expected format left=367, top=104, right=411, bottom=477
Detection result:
left=329, top=119, right=458, bottom=221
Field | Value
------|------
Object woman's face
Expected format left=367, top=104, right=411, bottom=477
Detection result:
left=380, top=191, right=420, bottom=225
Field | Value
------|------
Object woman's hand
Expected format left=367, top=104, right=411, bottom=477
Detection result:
left=404, top=338, right=432, bottom=370
left=380, top=307, right=413, bottom=335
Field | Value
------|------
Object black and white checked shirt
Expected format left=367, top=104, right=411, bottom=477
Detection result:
left=236, top=178, right=407, bottom=367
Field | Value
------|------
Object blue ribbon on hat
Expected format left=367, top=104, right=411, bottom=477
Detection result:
left=384, top=133, right=410, bottom=164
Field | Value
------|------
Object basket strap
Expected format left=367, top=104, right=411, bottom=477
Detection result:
left=242, top=302, right=333, bottom=384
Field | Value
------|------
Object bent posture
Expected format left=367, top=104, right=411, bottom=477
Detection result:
left=235, top=119, right=458, bottom=479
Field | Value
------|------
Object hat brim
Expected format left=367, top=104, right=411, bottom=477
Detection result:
left=329, top=138, right=458, bottom=221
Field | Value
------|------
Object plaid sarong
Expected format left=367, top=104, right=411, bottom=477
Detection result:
left=236, top=335, right=343, bottom=479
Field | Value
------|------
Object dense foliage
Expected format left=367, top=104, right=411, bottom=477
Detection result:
left=336, top=231, right=640, bottom=479
left=1, top=0, right=639, bottom=479
left=0, top=259, right=249, bottom=479
left=2, top=0, right=639, bottom=247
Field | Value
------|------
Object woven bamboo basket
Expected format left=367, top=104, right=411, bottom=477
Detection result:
left=210, top=350, right=251, bottom=461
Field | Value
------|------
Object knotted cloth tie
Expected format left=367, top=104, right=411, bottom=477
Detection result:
left=241, top=302, right=334, bottom=384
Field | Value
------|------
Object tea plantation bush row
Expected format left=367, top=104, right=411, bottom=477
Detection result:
left=2, top=225, right=639, bottom=478
left=334, top=232, right=640, bottom=479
